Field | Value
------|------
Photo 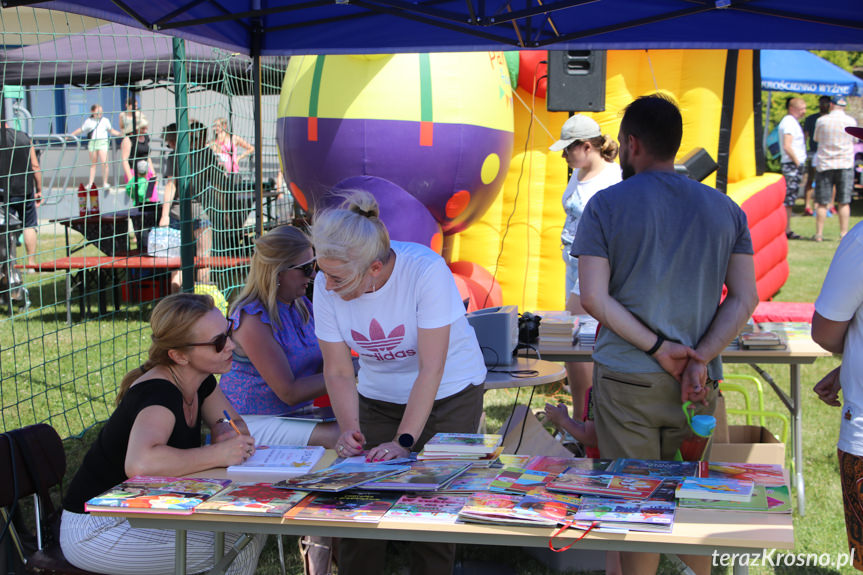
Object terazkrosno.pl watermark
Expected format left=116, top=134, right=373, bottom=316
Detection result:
left=712, top=548, right=856, bottom=569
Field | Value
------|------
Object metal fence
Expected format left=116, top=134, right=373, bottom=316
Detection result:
left=0, top=7, right=296, bottom=438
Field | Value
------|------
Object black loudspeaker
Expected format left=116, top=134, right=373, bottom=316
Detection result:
left=546, top=50, right=607, bottom=112
left=674, top=148, right=718, bottom=182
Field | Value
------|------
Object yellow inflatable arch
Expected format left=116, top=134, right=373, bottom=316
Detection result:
left=449, top=49, right=785, bottom=311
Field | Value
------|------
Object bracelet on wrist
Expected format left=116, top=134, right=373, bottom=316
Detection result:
left=645, top=334, right=666, bottom=356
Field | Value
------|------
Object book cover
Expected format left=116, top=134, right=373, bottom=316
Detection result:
left=274, top=463, right=409, bottom=492
left=707, top=462, right=786, bottom=486
left=422, top=433, right=502, bottom=454
left=284, top=492, right=399, bottom=522
left=765, top=485, right=792, bottom=513
left=524, top=456, right=578, bottom=475
left=195, top=482, right=308, bottom=516
left=678, top=484, right=769, bottom=511
left=382, top=494, right=468, bottom=523
left=574, top=497, right=676, bottom=533
left=85, top=476, right=231, bottom=515
left=547, top=471, right=662, bottom=499
left=437, top=467, right=501, bottom=493
left=489, top=468, right=552, bottom=496
left=676, top=477, right=755, bottom=502
left=497, top=454, right=531, bottom=468
left=646, top=479, right=682, bottom=503
left=608, top=458, right=704, bottom=479
left=511, top=494, right=579, bottom=526
left=361, top=462, right=471, bottom=491
left=226, top=445, right=325, bottom=476
left=457, top=492, right=525, bottom=525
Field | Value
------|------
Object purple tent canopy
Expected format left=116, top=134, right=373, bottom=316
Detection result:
left=1, top=22, right=287, bottom=92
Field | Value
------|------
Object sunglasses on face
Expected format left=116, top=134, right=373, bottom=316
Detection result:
left=184, top=321, right=234, bottom=353
left=288, top=259, right=317, bottom=278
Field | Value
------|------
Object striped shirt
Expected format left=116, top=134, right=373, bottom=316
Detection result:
left=814, top=109, right=857, bottom=171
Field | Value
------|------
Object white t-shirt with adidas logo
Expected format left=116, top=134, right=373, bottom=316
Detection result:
left=314, top=240, right=487, bottom=404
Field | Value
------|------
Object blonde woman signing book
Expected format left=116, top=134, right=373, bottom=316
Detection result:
left=311, top=190, right=487, bottom=575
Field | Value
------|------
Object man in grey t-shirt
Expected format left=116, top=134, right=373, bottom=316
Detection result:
left=572, top=95, right=758, bottom=575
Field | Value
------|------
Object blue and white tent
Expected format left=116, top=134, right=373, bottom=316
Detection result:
left=761, top=50, right=863, bottom=97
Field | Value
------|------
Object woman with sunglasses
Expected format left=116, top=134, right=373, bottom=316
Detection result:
left=219, top=225, right=338, bottom=448
left=310, top=191, right=486, bottom=575
left=60, top=293, right=266, bottom=575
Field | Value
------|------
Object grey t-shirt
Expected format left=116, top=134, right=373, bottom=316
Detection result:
left=571, top=170, right=753, bottom=380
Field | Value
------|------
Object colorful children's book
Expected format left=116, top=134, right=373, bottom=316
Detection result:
left=416, top=446, right=504, bottom=466
left=195, top=483, right=308, bottom=516
left=497, top=454, right=532, bottom=468
left=226, top=445, right=325, bottom=476
left=284, top=492, right=399, bottom=522
left=608, top=458, right=704, bottom=478
left=437, top=467, right=501, bottom=493
left=547, top=471, right=663, bottom=499
left=273, top=463, right=409, bottom=492
left=510, top=494, right=579, bottom=526
left=360, top=462, right=471, bottom=491
left=678, top=484, right=769, bottom=511
left=382, top=494, right=468, bottom=523
left=646, top=479, right=683, bottom=503
left=85, top=476, right=231, bottom=515
left=765, top=485, right=793, bottom=513
left=574, top=497, right=676, bottom=533
left=706, top=462, right=786, bottom=486
left=489, top=468, right=552, bottom=496
left=676, top=477, right=755, bottom=502
left=421, top=433, right=502, bottom=455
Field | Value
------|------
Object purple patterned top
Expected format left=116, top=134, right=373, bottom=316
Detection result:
left=219, top=297, right=321, bottom=415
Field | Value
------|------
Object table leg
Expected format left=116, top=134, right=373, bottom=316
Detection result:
left=732, top=561, right=749, bottom=575
left=215, top=532, right=224, bottom=563
left=791, top=364, right=805, bottom=516
left=175, top=529, right=187, bottom=575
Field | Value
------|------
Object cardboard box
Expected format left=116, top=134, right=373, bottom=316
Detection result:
left=710, top=425, right=785, bottom=465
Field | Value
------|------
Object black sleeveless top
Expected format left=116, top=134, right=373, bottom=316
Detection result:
left=127, top=134, right=151, bottom=173
left=63, top=375, right=217, bottom=513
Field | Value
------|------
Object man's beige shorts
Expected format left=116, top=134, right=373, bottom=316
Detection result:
left=592, top=363, right=718, bottom=461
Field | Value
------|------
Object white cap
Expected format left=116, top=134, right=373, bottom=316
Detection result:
left=549, top=115, right=602, bottom=151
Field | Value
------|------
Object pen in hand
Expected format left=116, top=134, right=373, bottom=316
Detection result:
left=222, top=410, right=242, bottom=436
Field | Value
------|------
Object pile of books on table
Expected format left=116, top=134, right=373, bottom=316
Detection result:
left=536, top=311, right=578, bottom=351
left=416, top=432, right=504, bottom=465
left=85, top=434, right=791, bottom=533
left=575, top=315, right=599, bottom=348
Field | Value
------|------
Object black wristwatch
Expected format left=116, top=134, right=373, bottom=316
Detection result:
left=398, top=433, right=415, bottom=449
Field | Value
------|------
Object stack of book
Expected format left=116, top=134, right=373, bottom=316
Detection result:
left=536, top=311, right=577, bottom=351
left=417, top=433, right=503, bottom=464
left=737, top=330, right=786, bottom=350
left=575, top=315, right=599, bottom=347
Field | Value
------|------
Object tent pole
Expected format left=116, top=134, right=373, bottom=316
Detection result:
left=252, top=21, right=264, bottom=238
left=172, top=37, right=194, bottom=293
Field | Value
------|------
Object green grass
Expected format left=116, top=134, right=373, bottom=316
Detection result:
left=8, top=198, right=863, bottom=574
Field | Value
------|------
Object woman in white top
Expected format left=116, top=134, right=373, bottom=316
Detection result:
left=310, top=190, right=486, bottom=575
left=70, top=104, right=121, bottom=189
left=549, top=115, right=621, bottom=422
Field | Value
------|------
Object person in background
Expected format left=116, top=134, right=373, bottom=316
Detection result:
left=220, top=225, right=339, bottom=448
left=69, top=104, right=120, bottom=189
left=802, top=95, right=832, bottom=216
left=118, top=95, right=145, bottom=137
left=813, top=95, right=857, bottom=242
left=573, top=94, right=758, bottom=575
left=778, top=96, right=807, bottom=240
left=548, top=114, right=621, bottom=422
left=811, top=126, right=863, bottom=570
left=59, top=293, right=266, bottom=575
left=210, top=117, right=254, bottom=174
left=1, top=121, right=42, bottom=268
left=310, top=190, right=486, bottom=575
left=121, top=118, right=158, bottom=252
left=158, top=121, right=213, bottom=290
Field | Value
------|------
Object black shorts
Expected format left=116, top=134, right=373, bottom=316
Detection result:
left=7, top=196, right=37, bottom=229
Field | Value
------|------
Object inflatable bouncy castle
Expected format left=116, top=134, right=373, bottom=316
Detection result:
left=277, top=50, right=787, bottom=311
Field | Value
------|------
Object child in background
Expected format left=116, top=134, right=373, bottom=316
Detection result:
left=70, top=104, right=121, bottom=189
